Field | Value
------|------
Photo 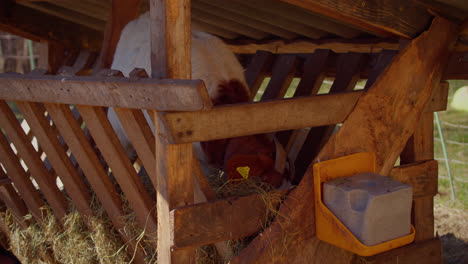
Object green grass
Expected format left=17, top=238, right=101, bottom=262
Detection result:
left=435, top=80, right=468, bottom=209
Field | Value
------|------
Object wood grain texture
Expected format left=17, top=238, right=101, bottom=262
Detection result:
left=0, top=100, right=67, bottom=222
left=171, top=191, right=285, bottom=249
left=356, top=238, right=442, bottom=264
left=0, top=3, right=102, bottom=51
left=151, top=0, right=195, bottom=262
left=279, top=0, right=432, bottom=38
left=77, top=105, right=157, bottom=241
left=389, top=160, right=438, bottom=199
left=0, top=128, right=44, bottom=224
left=160, top=82, right=448, bottom=144
left=0, top=74, right=211, bottom=111
left=16, top=101, right=93, bottom=219
left=0, top=169, right=28, bottom=226
left=232, top=16, right=457, bottom=264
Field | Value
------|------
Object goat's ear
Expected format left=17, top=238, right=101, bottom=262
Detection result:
left=212, top=79, right=250, bottom=106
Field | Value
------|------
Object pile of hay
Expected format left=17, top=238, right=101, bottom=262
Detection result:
left=1, top=171, right=285, bottom=264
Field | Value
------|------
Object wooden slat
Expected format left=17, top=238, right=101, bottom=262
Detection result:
left=192, top=19, right=241, bottom=40
left=244, top=51, right=274, bottom=98
left=17, top=1, right=106, bottom=31
left=160, top=83, right=448, bottom=144
left=0, top=131, right=44, bottom=223
left=294, top=50, right=331, bottom=97
left=97, top=0, right=141, bottom=69
left=0, top=74, right=212, bottom=111
left=77, top=105, right=157, bottom=240
left=113, top=108, right=156, bottom=185
left=192, top=158, right=217, bottom=202
left=280, top=0, right=432, bottom=38
left=0, top=171, right=28, bottom=226
left=150, top=0, right=195, bottom=262
left=364, top=50, right=397, bottom=90
left=357, top=238, right=442, bottom=264
left=192, top=1, right=297, bottom=39
left=0, top=3, right=102, bottom=51
left=294, top=52, right=365, bottom=179
left=44, top=103, right=146, bottom=261
left=171, top=191, right=285, bottom=249
left=0, top=101, right=67, bottom=222
left=199, top=0, right=328, bottom=39
left=261, top=55, right=300, bottom=100
left=191, top=8, right=269, bottom=40
left=237, top=0, right=362, bottom=38
left=16, top=101, right=93, bottom=219
left=232, top=16, right=457, bottom=264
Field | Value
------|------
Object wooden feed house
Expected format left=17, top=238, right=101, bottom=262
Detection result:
left=0, top=0, right=467, bottom=263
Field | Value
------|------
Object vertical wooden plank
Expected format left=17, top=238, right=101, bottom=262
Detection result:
left=364, top=50, right=398, bottom=90
left=0, top=101, right=67, bottom=222
left=244, top=51, right=274, bottom=97
left=97, top=0, right=142, bottom=69
left=260, top=54, right=300, bottom=100
left=77, top=105, right=157, bottom=241
left=0, top=130, right=44, bottom=224
left=15, top=101, right=93, bottom=219
left=150, top=0, right=194, bottom=262
left=401, top=112, right=436, bottom=242
left=45, top=103, right=147, bottom=263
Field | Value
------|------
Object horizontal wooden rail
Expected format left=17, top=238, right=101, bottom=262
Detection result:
left=170, top=160, right=438, bottom=249
left=161, top=83, right=448, bottom=144
left=0, top=73, right=212, bottom=111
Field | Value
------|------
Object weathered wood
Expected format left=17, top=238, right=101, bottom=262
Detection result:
left=401, top=112, right=436, bottom=243
left=237, top=0, right=362, bottom=38
left=44, top=103, right=146, bottom=262
left=356, top=238, right=442, bottom=264
left=193, top=1, right=297, bottom=39
left=294, top=52, right=365, bottom=180
left=171, top=191, right=285, bottom=249
left=151, top=0, right=195, bottom=262
left=280, top=0, right=432, bottom=38
left=227, top=39, right=400, bottom=54
left=364, top=50, right=397, bottom=89
left=293, top=50, right=331, bottom=97
left=0, top=74, right=211, bottom=111
left=0, top=170, right=28, bottom=226
left=160, top=82, right=448, bottom=144
left=232, top=16, right=457, bottom=264
left=244, top=51, right=274, bottom=98
left=16, top=101, right=93, bottom=220
left=77, top=105, right=157, bottom=241
left=97, top=0, right=141, bottom=69
left=0, top=3, right=102, bottom=51
left=191, top=8, right=269, bottom=40
left=0, top=129, right=44, bottom=224
left=0, top=101, right=67, bottom=222
left=261, top=55, right=300, bottom=100
left=199, top=0, right=327, bottom=39
left=389, top=160, right=438, bottom=199
left=192, top=19, right=240, bottom=40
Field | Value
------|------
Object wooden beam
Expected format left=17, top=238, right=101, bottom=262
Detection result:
left=279, top=0, right=432, bottom=38
left=171, top=191, right=285, bottom=249
left=97, top=0, right=142, bottom=69
left=160, top=82, right=448, bottom=144
left=0, top=3, right=102, bottom=51
left=150, top=0, right=195, bottom=263
left=244, top=51, right=274, bottom=97
left=0, top=74, right=212, bottom=111
left=357, top=238, right=442, bottom=264
left=261, top=55, right=300, bottom=100
left=232, top=16, right=457, bottom=264
left=389, top=160, right=438, bottom=199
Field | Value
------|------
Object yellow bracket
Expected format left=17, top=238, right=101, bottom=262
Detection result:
left=313, top=152, right=415, bottom=256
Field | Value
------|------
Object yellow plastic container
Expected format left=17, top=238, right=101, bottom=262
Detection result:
left=313, top=152, right=415, bottom=256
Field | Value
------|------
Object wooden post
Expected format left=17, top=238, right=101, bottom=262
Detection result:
left=150, top=0, right=195, bottom=263
left=401, top=112, right=436, bottom=242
